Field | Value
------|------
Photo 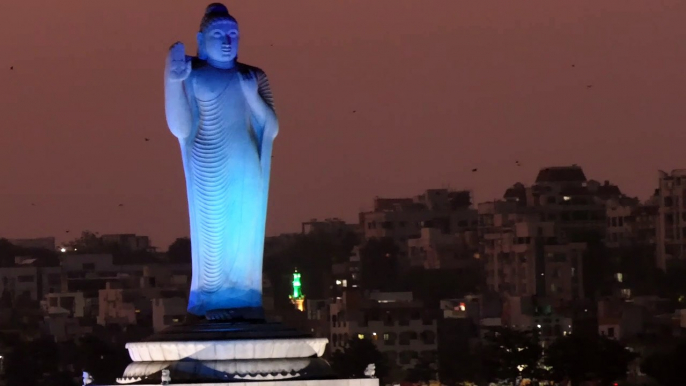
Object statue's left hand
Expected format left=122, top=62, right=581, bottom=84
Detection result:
left=238, top=70, right=259, bottom=101
left=239, top=70, right=276, bottom=137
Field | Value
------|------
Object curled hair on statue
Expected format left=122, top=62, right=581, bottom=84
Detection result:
left=196, top=3, right=238, bottom=61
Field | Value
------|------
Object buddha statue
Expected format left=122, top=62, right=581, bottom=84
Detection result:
left=164, top=3, right=278, bottom=318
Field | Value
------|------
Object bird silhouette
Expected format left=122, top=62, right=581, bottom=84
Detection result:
left=472, top=168, right=478, bottom=172
left=587, top=85, right=593, bottom=88
left=144, top=138, right=150, bottom=142
left=31, top=203, right=36, bottom=206
left=118, top=204, right=124, bottom=207
left=10, top=66, right=13, bottom=70
left=352, top=110, right=356, bottom=113
left=65, top=230, right=70, bottom=233
left=571, top=64, right=575, bottom=68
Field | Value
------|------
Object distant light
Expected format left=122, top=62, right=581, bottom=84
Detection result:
left=60, top=248, right=66, bottom=253
left=372, top=332, right=377, bottom=336
left=357, top=334, right=364, bottom=339
left=563, top=196, right=571, bottom=201
left=135, top=309, right=140, bottom=313
left=537, top=324, right=541, bottom=328
left=335, top=280, right=342, bottom=285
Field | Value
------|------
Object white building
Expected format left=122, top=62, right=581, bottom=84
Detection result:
left=152, top=297, right=187, bottom=332
left=44, top=291, right=86, bottom=318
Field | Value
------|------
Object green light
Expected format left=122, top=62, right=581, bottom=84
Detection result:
left=292, top=271, right=302, bottom=299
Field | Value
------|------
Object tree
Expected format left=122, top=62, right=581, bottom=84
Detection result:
left=544, top=334, right=637, bottom=386
left=405, top=357, right=437, bottom=383
left=641, top=338, right=686, bottom=386
left=167, top=237, right=191, bottom=263
left=3, top=337, right=62, bottom=386
left=66, top=231, right=104, bottom=253
left=481, top=327, right=542, bottom=385
left=330, top=338, right=389, bottom=382
left=74, top=334, right=131, bottom=382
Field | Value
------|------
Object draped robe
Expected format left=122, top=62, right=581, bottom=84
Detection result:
left=178, top=63, right=275, bottom=316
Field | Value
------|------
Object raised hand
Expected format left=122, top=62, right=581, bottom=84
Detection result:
left=166, top=42, right=191, bottom=82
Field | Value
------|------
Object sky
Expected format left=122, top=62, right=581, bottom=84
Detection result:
left=0, top=0, right=685, bottom=250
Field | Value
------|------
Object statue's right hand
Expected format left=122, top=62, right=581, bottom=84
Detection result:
left=166, top=42, right=191, bottom=82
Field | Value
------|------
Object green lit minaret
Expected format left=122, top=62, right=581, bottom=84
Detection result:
left=289, top=269, right=305, bottom=311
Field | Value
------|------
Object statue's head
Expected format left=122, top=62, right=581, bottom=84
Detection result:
left=197, top=3, right=239, bottom=66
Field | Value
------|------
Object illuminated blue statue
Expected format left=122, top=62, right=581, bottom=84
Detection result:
left=164, top=3, right=278, bottom=317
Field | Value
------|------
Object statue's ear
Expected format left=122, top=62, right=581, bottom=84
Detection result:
left=197, top=32, right=207, bottom=60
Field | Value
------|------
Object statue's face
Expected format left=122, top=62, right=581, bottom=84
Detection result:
left=202, top=20, right=239, bottom=64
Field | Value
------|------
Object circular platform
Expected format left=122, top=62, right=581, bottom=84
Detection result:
left=125, top=319, right=328, bottom=362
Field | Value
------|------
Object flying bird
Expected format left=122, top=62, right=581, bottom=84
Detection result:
left=472, top=168, right=478, bottom=172
left=144, top=138, right=150, bottom=142
left=65, top=230, right=70, bottom=233
left=587, top=85, right=593, bottom=88
left=10, top=66, right=13, bottom=70
left=118, top=204, right=124, bottom=207
left=571, top=64, right=575, bottom=68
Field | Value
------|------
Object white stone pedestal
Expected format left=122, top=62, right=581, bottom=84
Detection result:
left=108, top=379, right=378, bottom=386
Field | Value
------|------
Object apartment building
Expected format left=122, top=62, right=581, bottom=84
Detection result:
left=656, top=169, right=686, bottom=270
left=330, top=291, right=438, bottom=369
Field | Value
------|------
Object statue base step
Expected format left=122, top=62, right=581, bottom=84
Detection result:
left=115, top=358, right=338, bottom=384
left=127, top=319, right=327, bottom=362
left=109, top=377, right=378, bottom=386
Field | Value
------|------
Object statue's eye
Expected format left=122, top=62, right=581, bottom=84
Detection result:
left=229, top=31, right=238, bottom=37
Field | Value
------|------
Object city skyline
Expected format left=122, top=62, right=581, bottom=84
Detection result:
left=1, top=0, right=685, bottom=249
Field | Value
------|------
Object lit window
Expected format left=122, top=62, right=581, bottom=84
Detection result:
left=384, top=333, right=390, bottom=341
left=357, top=334, right=364, bottom=339
left=459, top=302, right=466, bottom=311
left=615, top=273, right=623, bottom=283
left=563, top=196, right=571, bottom=201
left=342, top=280, right=347, bottom=287
left=335, top=280, right=342, bottom=285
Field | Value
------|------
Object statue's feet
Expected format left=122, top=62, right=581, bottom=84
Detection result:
left=205, top=306, right=265, bottom=322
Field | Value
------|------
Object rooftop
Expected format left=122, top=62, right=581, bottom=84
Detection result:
left=535, top=166, right=587, bottom=184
